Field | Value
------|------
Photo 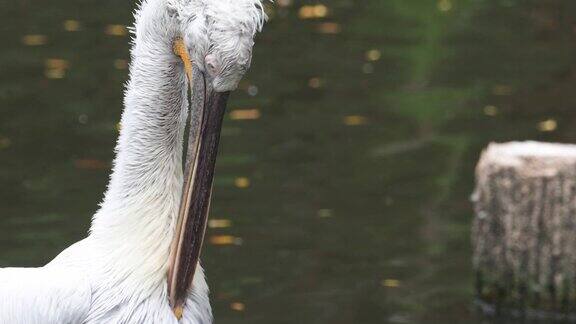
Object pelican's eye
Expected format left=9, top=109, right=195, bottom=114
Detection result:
left=205, top=54, right=220, bottom=76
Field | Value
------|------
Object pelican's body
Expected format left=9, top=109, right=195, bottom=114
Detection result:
left=0, top=0, right=267, bottom=322
left=0, top=240, right=209, bottom=323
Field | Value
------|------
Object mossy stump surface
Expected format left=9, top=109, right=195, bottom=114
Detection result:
left=472, top=141, right=576, bottom=319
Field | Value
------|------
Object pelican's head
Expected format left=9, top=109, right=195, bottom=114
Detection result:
left=165, top=0, right=268, bottom=318
left=171, top=0, right=267, bottom=91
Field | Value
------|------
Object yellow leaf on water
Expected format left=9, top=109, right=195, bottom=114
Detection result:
left=63, top=20, right=82, bottom=32
left=537, top=119, right=557, bottom=132
left=381, top=279, right=401, bottom=288
left=313, top=4, right=328, bottom=17
left=316, top=22, right=340, bottom=34
left=483, top=105, right=498, bottom=116
left=343, top=115, right=368, bottom=126
left=105, top=24, right=128, bottom=36
left=365, top=49, right=381, bottom=62
left=208, top=219, right=232, bottom=229
left=230, top=109, right=260, bottom=120
left=45, top=69, right=66, bottom=79
left=298, top=5, right=328, bottom=19
left=234, top=177, right=250, bottom=188
left=45, top=59, right=69, bottom=70
left=209, top=235, right=243, bottom=246
left=22, top=34, right=47, bottom=46
left=230, top=302, right=246, bottom=312
left=438, top=0, right=452, bottom=12
left=44, top=59, right=69, bottom=80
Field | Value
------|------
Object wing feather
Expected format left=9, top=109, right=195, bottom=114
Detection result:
left=0, top=266, right=91, bottom=324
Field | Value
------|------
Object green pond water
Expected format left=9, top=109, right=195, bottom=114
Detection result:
left=2, top=0, right=576, bottom=323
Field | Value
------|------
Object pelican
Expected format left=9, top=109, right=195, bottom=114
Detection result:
left=0, top=0, right=267, bottom=322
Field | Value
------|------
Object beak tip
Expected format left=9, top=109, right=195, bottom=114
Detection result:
left=174, top=305, right=184, bottom=320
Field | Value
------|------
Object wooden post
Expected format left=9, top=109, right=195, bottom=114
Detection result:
left=472, top=141, right=576, bottom=317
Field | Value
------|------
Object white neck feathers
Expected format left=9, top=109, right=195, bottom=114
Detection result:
left=89, top=0, right=187, bottom=283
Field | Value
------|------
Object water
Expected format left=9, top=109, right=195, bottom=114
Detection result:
left=1, top=0, right=576, bottom=323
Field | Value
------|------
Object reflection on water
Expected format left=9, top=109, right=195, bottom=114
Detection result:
left=2, top=0, right=576, bottom=323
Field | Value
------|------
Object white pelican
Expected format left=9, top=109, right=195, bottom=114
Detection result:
left=0, top=0, right=267, bottom=322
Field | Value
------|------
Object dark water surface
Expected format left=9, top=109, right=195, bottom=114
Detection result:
left=2, top=0, right=576, bottom=323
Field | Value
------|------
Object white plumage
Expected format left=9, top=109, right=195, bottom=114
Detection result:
left=0, top=0, right=267, bottom=322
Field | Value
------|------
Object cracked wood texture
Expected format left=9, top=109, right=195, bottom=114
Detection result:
left=472, top=141, right=576, bottom=315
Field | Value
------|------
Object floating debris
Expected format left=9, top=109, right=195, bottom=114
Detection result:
left=537, top=119, right=557, bottom=132
left=438, top=0, right=452, bottom=12
left=208, top=219, right=232, bottom=229
left=22, top=34, right=47, bottom=46
left=381, top=279, right=401, bottom=288
left=45, top=59, right=70, bottom=79
left=316, top=22, right=340, bottom=34
left=317, top=209, right=333, bottom=218
left=230, top=109, right=260, bottom=120
left=483, top=105, right=498, bottom=116
left=45, top=69, right=65, bottom=79
left=114, top=59, right=128, bottom=70
left=308, top=77, right=323, bottom=89
left=234, top=177, right=251, bottom=188
left=105, top=24, right=128, bottom=36
left=365, top=49, right=381, bottom=62
left=63, top=20, right=82, bottom=32
left=209, top=235, right=243, bottom=246
left=298, top=5, right=328, bottom=19
left=343, top=115, right=368, bottom=126
left=45, top=59, right=69, bottom=70
left=230, top=302, right=246, bottom=312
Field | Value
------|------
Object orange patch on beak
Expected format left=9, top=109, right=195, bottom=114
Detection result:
left=173, top=38, right=193, bottom=82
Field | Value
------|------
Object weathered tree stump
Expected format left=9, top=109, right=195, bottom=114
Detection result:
left=472, top=141, right=576, bottom=318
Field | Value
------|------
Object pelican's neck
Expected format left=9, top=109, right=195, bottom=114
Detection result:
left=90, top=1, right=188, bottom=276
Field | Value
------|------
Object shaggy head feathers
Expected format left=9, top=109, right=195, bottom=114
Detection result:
left=169, top=0, right=268, bottom=91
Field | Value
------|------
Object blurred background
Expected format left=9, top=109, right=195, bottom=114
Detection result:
left=1, top=0, right=576, bottom=323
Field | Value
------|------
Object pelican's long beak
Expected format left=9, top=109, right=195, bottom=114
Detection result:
left=168, top=39, right=230, bottom=318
